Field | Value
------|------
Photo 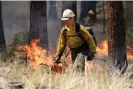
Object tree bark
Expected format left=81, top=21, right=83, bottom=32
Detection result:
left=29, top=1, right=48, bottom=49
left=107, top=1, right=128, bottom=73
left=103, top=1, right=106, bottom=33
left=0, top=1, right=6, bottom=53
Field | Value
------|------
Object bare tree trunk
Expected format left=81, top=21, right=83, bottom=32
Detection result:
left=0, top=1, right=6, bottom=53
left=107, top=1, right=128, bottom=74
left=29, top=1, right=48, bottom=49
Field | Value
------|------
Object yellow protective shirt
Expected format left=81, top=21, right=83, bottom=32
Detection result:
left=56, top=24, right=96, bottom=57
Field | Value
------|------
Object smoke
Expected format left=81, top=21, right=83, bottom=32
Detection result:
left=1, top=1, right=108, bottom=51
left=47, top=1, right=61, bottom=50
left=1, top=1, right=81, bottom=51
left=2, top=1, right=30, bottom=46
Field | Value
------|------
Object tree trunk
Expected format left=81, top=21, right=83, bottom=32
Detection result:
left=29, top=1, right=48, bottom=49
left=107, top=1, right=128, bottom=74
left=103, top=1, right=106, bottom=33
left=0, top=1, right=6, bottom=53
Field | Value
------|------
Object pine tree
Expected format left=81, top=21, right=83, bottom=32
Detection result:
left=0, top=1, right=6, bottom=53
left=29, top=1, right=48, bottom=49
left=107, top=1, right=128, bottom=74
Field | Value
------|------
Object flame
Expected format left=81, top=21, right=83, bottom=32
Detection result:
left=96, top=40, right=108, bottom=56
left=127, top=45, right=133, bottom=60
left=96, top=40, right=133, bottom=60
left=22, top=39, right=72, bottom=72
left=15, top=39, right=133, bottom=73
left=24, top=39, right=54, bottom=69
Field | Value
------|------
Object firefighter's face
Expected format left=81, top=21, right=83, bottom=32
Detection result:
left=65, top=17, right=74, bottom=26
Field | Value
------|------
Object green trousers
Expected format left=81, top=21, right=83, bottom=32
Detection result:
left=71, top=42, right=92, bottom=63
left=71, top=43, right=90, bottom=72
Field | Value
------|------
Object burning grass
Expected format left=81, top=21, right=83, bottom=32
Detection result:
left=0, top=39, right=133, bottom=89
left=11, top=39, right=133, bottom=74
left=22, top=39, right=133, bottom=71
left=24, top=39, right=55, bottom=70
left=96, top=40, right=133, bottom=60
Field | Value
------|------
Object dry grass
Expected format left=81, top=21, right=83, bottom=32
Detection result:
left=0, top=55, right=133, bottom=89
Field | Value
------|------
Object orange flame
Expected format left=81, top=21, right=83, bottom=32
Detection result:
left=15, top=39, right=133, bottom=73
left=127, top=45, right=133, bottom=60
left=96, top=40, right=108, bottom=56
left=22, top=39, right=72, bottom=72
left=24, top=39, right=54, bottom=69
left=96, top=40, right=133, bottom=60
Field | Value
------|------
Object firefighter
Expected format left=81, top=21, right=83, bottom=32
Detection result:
left=55, top=9, right=96, bottom=66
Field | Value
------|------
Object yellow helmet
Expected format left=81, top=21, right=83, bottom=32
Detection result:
left=88, top=10, right=94, bottom=15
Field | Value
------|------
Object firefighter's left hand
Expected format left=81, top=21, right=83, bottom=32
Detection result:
left=89, top=52, right=96, bottom=59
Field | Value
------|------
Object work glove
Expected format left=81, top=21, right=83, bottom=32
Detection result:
left=88, top=52, right=95, bottom=60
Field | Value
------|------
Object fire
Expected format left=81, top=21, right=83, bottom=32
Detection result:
left=24, top=39, right=54, bottom=69
left=15, top=39, right=133, bottom=73
left=22, top=39, right=72, bottom=72
left=96, top=40, right=133, bottom=60
left=127, top=45, right=133, bottom=60
left=96, top=40, right=108, bottom=56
